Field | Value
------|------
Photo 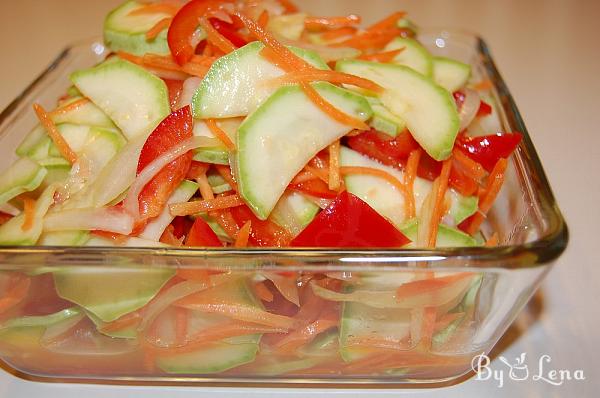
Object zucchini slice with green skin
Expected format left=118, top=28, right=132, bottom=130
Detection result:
left=0, top=157, right=47, bottom=205
left=270, top=191, right=319, bottom=236
left=192, top=41, right=330, bottom=119
left=336, top=59, right=459, bottom=161
left=366, top=97, right=406, bottom=137
left=400, top=219, right=478, bottom=248
left=340, top=147, right=477, bottom=229
left=236, top=82, right=372, bottom=220
left=432, top=56, right=472, bottom=93
left=71, top=58, right=170, bottom=140
left=384, top=37, right=433, bottom=76
left=104, top=0, right=174, bottom=56
left=52, top=96, right=117, bottom=129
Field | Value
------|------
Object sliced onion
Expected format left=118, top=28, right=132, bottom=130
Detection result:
left=310, top=275, right=473, bottom=309
left=146, top=66, right=188, bottom=81
left=279, top=38, right=361, bottom=62
left=55, top=157, right=91, bottom=204
left=302, top=194, right=332, bottom=210
left=44, top=207, right=135, bottom=234
left=0, top=202, right=20, bottom=216
left=190, top=28, right=206, bottom=48
left=123, top=136, right=220, bottom=218
left=178, top=77, right=203, bottom=109
left=458, top=88, right=481, bottom=131
left=263, top=272, right=300, bottom=306
left=41, top=313, right=85, bottom=344
left=138, top=274, right=232, bottom=332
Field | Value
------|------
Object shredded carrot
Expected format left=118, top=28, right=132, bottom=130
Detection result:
left=33, top=103, right=77, bottom=164
left=485, top=232, right=500, bottom=247
left=20, top=197, right=36, bottom=232
left=320, top=26, right=357, bottom=41
left=118, top=51, right=212, bottom=78
left=196, top=173, right=215, bottom=201
left=100, top=311, right=141, bottom=333
left=0, top=276, right=30, bottom=314
left=128, top=3, right=180, bottom=16
left=427, top=159, right=453, bottom=247
left=300, top=82, right=369, bottom=130
left=209, top=209, right=239, bottom=239
left=176, top=302, right=295, bottom=329
left=175, top=307, right=188, bottom=345
left=367, top=11, right=406, bottom=32
left=305, top=165, right=329, bottom=184
left=234, top=220, right=251, bottom=247
left=146, top=17, right=172, bottom=41
left=49, top=98, right=90, bottom=117
left=358, top=48, right=404, bottom=63
left=257, top=9, right=270, bottom=28
left=396, top=273, right=474, bottom=300
left=418, top=307, right=437, bottom=350
left=403, top=149, right=422, bottom=219
left=186, top=161, right=210, bottom=180
left=205, top=118, right=236, bottom=150
left=340, top=166, right=409, bottom=197
left=215, top=165, right=238, bottom=191
left=304, top=15, right=361, bottom=31
left=465, top=158, right=508, bottom=235
left=328, top=141, right=341, bottom=191
left=452, top=148, right=486, bottom=181
left=291, top=169, right=319, bottom=185
left=333, top=28, right=402, bottom=51
left=473, top=79, right=493, bottom=91
left=276, top=317, right=338, bottom=354
left=170, top=194, right=245, bottom=216
left=267, top=69, right=383, bottom=93
left=254, top=281, right=274, bottom=302
left=278, top=0, right=299, bottom=13
left=198, top=17, right=237, bottom=54
left=433, top=312, right=464, bottom=333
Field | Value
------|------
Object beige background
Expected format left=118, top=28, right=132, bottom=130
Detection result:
left=0, top=0, right=599, bottom=397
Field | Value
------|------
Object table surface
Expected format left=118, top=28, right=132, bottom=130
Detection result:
left=0, top=0, right=598, bottom=396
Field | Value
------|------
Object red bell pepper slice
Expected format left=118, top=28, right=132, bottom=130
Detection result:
left=162, top=78, right=184, bottom=111
left=291, top=191, right=410, bottom=248
left=185, top=217, right=223, bottom=247
left=230, top=205, right=293, bottom=247
left=209, top=18, right=248, bottom=48
left=455, top=132, right=522, bottom=172
left=137, top=106, right=193, bottom=222
left=167, top=0, right=233, bottom=65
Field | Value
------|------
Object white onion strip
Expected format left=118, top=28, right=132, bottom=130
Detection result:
left=178, top=77, right=203, bottom=109
left=123, top=136, right=220, bottom=218
left=458, top=88, right=481, bottom=131
left=44, top=207, right=135, bottom=234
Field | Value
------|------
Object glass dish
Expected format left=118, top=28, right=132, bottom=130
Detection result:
left=0, top=30, right=567, bottom=386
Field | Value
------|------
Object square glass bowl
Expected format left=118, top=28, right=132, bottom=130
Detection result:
left=0, top=31, right=567, bottom=385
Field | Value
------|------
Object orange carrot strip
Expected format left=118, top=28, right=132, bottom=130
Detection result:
left=485, top=232, right=500, bottom=247
left=170, top=194, right=245, bottom=216
left=473, top=79, right=493, bottom=91
left=215, top=165, right=238, bottom=191
left=276, top=317, right=338, bottom=353
left=427, top=159, right=452, bottom=247
left=257, top=10, right=270, bottom=28
left=278, top=0, right=299, bottom=13
left=300, top=82, right=369, bottom=130
left=236, top=12, right=313, bottom=72
left=196, top=172, right=215, bottom=200
left=234, top=220, right=251, bottom=248
left=33, top=104, right=77, bottom=164
left=333, top=28, right=402, bottom=51
left=305, top=15, right=361, bottom=31
left=328, top=140, right=341, bottom=191
left=367, top=11, right=406, bottom=32
left=20, top=197, right=36, bottom=232
left=209, top=209, right=239, bottom=239
left=358, top=48, right=404, bottom=63
left=198, top=17, right=237, bottom=54
left=176, top=302, right=295, bottom=329
left=320, top=26, right=357, bottom=41
left=452, top=148, right=486, bottom=181
left=305, top=165, right=329, bottom=184
left=418, top=307, right=437, bottom=350
left=291, top=169, right=318, bottom=185
left=340, top=166, right=409, bottom=197
left=254, top=281, right=274, bottom=303
left=186, top=161, right=210, bottom=179
left=146, top=17, right=172, bottom=40
left=268, top=70, right=383, bottom=93
left=403, top=149, right=422, bottom=219
left=433, top=312, right=464, bottom=333
left=0, top=276, right=30, bottom=314
left=466, top=158, right=508, bottom=235
left=205, top=118, right=236, bottom=150
left=49, top=98, right=90, bottom=117
left=100, top=311, right=141, bottom=333
left=396, top=272, right=473, bottom=300
left=128, top=3, right=180, bottom=16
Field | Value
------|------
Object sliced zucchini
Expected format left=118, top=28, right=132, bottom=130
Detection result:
left=0, top=157, right=47, bottom=205
left=267, top=13, right=307, bottom=41
left=432, top=56, right=471, bottom=93
left=52, top=96, right=117, bottom=129
left=39, top=231, right=89, bottom=246
left=366, top=97, right=406, bottom=137
left=400, top=220, right=478, bottom=248
left=236, top=82, right=372, bottom=219
left=192, top=41, right=329, bottom=119
left=104, top=0, right=174, bottom=56
left=384, top=37, right=433, bottom=76
left=336, top=60, right=459, bottom=161
left=71, top=58, right=170, bottom=140
left=270, top=191, right=319, bottom=236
